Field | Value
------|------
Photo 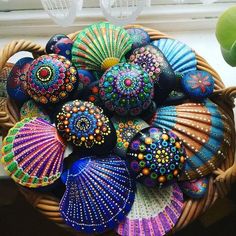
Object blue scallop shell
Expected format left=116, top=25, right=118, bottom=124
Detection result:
left=149, top=99, right=231, bottom=180
left=60, top=155, right=135, bottom=233
left=152, top=38, right=197, bottom=74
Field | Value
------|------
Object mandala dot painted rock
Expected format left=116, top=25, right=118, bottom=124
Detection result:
left=20, top=100, right=50, bottom=121
left=127, top=127, right=186, bottom=188
left=129, top=45, right=176, bottom=105
left=26, top=54, right=79, bottom=105
left=126, top=28, right=150, bottom=51
left=53, top=37, right=73, bottom=60
left=7, top=57, right=33, bottom=103
left=56, top=100, right=117, bottom=154
left=111, top=116, right=149, bottom=158
left=45, top=34, right=68, bottom=54
left=181, top=70, right=214, bottom=101
left=99, top=63, right=154, bottom=116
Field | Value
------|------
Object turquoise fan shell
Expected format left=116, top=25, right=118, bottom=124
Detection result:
left=72, top=22, right=132, bottom=71
left=152, top=38, right=197, bottom=74
left=59, top=155, right=135, bottom=234
left=1, top=117, right=66, bottom=188
left=149, top=100, right=231, bottom=180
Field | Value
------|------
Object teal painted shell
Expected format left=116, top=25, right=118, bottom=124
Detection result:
left=149, top=100, right=231, bottom=180
left=71, top=22, right=132, bottom=71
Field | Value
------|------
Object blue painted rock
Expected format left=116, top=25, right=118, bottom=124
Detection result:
left=7, top=57, right=33, bottom=103
left=179, top=177, right=209, bottom=198
left=56, top=100, right=117, bottom=155
left=129, top=45, right=177, bottom=105
left=126, top=28, right=150, bottom=51
left=53, top=37, right=73, bottom=60
left=45, top=34, right=68, bottom=54
left=127, top=127, right=186, bottom=188
left=181, top=70, right=214, bottom=101
left=26, top=54, right=79, bottom=105
left=77, top=69, right=97, bottom=87
left=99, top=63, right=154, bottom=116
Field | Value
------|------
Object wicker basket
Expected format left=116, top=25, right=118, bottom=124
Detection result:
left=0, top=25, right=236, bottom=235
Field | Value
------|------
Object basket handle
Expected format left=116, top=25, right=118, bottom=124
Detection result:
left=0, top=39, right=44, bottom=72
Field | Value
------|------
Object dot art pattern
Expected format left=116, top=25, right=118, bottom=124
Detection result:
left=127, top=127, right=186, bottom=187
left=59, top=155, right=135, bottom=233
left=56, top=100, right=115, bottom=151
left=27, top=54, right=78, bottom=105
left=99, top=63, right=154, bottom=116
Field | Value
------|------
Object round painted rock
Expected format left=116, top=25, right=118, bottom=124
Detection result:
left=56, top=100, right=117, bottom=154
left=112, top=116, right=149, bottom=158
left=127, top=127, right=186, bottom=188
left=99, top=63, right=154, bottom=116
left=45, top=34, right=68, bottom=54
left=7, top=57, right=33, bottom=103
left=181, top=70, right=214, bottom=101
left=179, top=177, right=209, bottom=199
left=77, top=69, right=97, bottom=87
left=26, top=54, right=79, bottom=105
left=53, top=37, right=73, bottom=60
left=129, top=45, right=176, bottom=105
left=126, top=28, right=150, bottom=51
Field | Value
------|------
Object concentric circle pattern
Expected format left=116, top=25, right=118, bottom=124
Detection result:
left=99, top=63, right=154, bottom=116
left=56, top=100, right=116, bottom=153
left=127, top=127, right=186, bottom=188
left=27, top=54, right=79, bottom=105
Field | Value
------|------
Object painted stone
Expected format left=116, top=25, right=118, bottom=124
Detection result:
left=53, top=37, right=73, bottom=60
left=181, top=70, right=214, bottom=101
left=56, top=100, right=117, bottom=155
left=179, top=177, right=209, bottom=199
left=45, top=34, right=68, bottom=54
left=99, top=63, right=154, bottom=116
left=111, top=116, right=149, bottom=158
left=77, top=69, right=97, bottom=87
left=7, top=57, right=33, bottom=103
left=26, top=54, right=79, bottom=105
left=127, top=127, right=186, bottom=188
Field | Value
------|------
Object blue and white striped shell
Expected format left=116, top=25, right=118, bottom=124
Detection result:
left=152, top=38, right=197, bottom=74
left=149, top=100, right=231, bottom=180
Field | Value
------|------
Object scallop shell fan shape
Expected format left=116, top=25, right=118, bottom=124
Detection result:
left=1, top=117, right=66, bottom=188
left=59, top=155, right=136, bottom=234
left=71, top=22, right=132, bottom=71
left=149, top=100, right=231, bottom=180
left=152, top=38, right=197, bottom=74
left=116, top=183, right=183, bottom=236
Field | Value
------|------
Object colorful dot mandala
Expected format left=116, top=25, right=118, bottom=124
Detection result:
left=56, top=100, right=116, bottom=154
left=127, top=127, right=186, bottom=188
left=129, top=45, right=173, bottom=84
left=27, top=54, right=79, bottom=105
left=112, top=116, right=149, bottom=157
left=99, top=63, right=154, bottom=116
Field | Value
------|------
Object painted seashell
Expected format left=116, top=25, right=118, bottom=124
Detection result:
left=126, top=28, right=150, bottom=51
left=60, top=155, right=135, bottom=233
left=179, top=177, right=209, bottom=199
left=56, top=100, right=117, bottom=154
left=0, top=63, right=14, bottom=97
left=26, top=54, right=79, bottom=105
left=129, top=45, right=176, bottom=104
left=127, top=127, right=186, bottom=188
left=116, top=183, right=184, bottom=236
left=181, top=70, right=214, bottom=101
left=99, top=63, right=154, bottom=116
left=7, top=57, right=33, bottom=103
left=45, top=34, right=68, bottom=54
left=72, top=22, right=132, bottom=71
left=111, top=116, right=149, bottom=158
left=1, top=117, right=66, bottom=188
left=149, top=100, right=231, bottom=180
left=20, top=100, right=50, bottom=121
left=152, top=38, right=197, bottom=74
left=53, top=37, right=73, bottom=60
